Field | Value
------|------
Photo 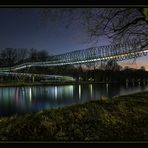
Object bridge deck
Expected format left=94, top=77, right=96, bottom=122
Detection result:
left=0, top=40, right=148, bottom=73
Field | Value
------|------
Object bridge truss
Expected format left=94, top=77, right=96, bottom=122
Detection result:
left=0, top=40, right=148, bottom=80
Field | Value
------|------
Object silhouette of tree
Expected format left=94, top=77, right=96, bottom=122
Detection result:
left=105, top=59, right=122, bottom=71
left=29, top=48, right=38, bottom=62
left=37, top=50, right=49, bottom=62
left=40, top=8, right=148, bottom=44
left=28, top=48, right=49, bottom=62
left=16, top=48, right=29, bottom=64
left=140, top=66, right=146, bottom=71
left=0, top=48, right=17, bottom=67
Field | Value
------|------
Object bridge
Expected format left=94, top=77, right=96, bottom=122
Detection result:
left=0, top=39, right=148, bottom=80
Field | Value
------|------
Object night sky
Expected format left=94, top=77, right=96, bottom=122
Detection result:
left=0, top=8, right=147, bottom=69
left=0, top=8, right=109, bottom=54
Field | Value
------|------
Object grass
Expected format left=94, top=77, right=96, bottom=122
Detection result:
left=0, top=91, right=148, bottom=141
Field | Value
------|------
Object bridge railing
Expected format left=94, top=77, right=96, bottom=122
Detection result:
left=0, top=40, right=148, bottom=72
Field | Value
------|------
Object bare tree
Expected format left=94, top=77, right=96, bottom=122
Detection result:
left=105, top=59, right=122, bottom=71
left=16, top=48, right=29, bottom=64
left=0, top=48, right=17, bottom=67
left=16, top=8, right=148, bottom=46
left=28, top=48, right=38, bottom=62
left=40, top=8, right=148, bottom=45
left=140, top=66, right=146, bottom=71
left=28, top=48, right=49, bottom=62
left=86, top=8, right=148, bottom=44
left=37, top=50, right=49, bottom=61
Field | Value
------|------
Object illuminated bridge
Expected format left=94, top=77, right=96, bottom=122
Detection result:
left=0, top=40, right=148, bottom=79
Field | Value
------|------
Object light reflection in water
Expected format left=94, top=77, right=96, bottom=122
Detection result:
left=68, top=85, right=73, bottom=99
left=29, top=87, right=32, bottom=103
left=89, top=84, right=93, bottom=98
left=0, top=83, right=148, bottom=116
left=106, top=83, right=108, bottom=94
left=54, top=86, right=58, bottom=101
left=138, top=82, right=141, bottom=87
left=126, top=82, right=128, bottom=88
left=79, top=85, right=81, bottom=100
left=15, top=88, right=19, bottom=105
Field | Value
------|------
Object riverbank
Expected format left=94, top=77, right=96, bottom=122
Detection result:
left=0, top=81, right=122, bottom=87
left=0, top=91, right=148, bottom=141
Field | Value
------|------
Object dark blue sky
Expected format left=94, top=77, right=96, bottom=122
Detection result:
left=0, top=8, right=110, bottom=55
left=0, top=8, right=147, bottom=69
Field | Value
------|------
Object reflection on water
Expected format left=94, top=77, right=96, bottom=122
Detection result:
left=0, top=83, right=148, bottom=116
left=106, top=83, right=109, bottom=94
left=79, top=85, right=81, bottom=100
left=89, top=84, right=93, bottom=98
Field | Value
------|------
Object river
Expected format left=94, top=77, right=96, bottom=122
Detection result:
left=0, top=83, right=148, bottom=116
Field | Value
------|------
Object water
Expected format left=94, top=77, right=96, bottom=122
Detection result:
left=0, top=83, right=148, bottom=116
